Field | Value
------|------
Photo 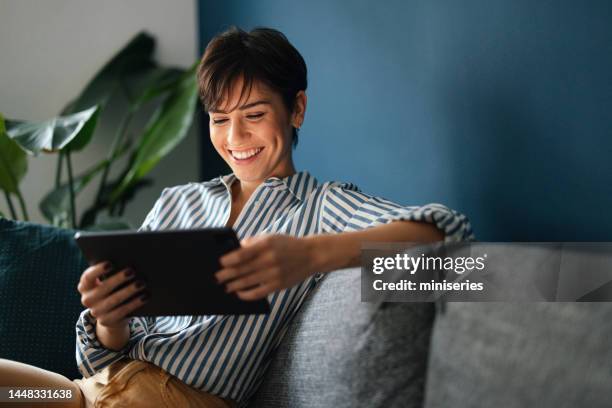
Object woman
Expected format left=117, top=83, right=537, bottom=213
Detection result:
left=0, top=26, right=473, bottom=407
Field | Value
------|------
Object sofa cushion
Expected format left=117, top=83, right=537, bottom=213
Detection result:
left=250, top=267, right=435, bottom=408
left=424, top=303, right=612, bottom=408
left=0, top=218, right=88, bottom=379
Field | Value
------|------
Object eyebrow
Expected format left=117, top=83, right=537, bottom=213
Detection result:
left=209, top=100, right=271, bottom=114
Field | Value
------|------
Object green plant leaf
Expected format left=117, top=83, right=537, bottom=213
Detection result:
left=109, top=177, right=153, bottom=216
left=39, top=158, right=108, bottom=224
left=39, top=138, right=132, bottom=225
left=5, top=106, right=98, bottom=155
left=64, top=32, right=156, bottom=114
left=109, top=65, right=198, bottom=204
left=0, top=113, right=28, bottom=194
left=126, top=66, right=186, bottom=110
left=64, top=105, right=100, bottom=152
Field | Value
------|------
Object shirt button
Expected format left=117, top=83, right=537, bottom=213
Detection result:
left=253, top=200, right=261, bottom=207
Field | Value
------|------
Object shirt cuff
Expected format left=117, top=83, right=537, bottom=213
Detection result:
left=78, top=309, right=138, bottom=355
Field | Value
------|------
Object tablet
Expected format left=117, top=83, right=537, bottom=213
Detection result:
left=74, top=228, right=270, bottom=316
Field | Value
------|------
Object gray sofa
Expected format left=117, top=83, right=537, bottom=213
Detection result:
left=1, top=219, right=609, bottom=407
left=251, top=267, right=612, bottom=407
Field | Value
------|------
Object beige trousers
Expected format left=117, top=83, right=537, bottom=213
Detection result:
left=0, top=358, right=236, bottom=408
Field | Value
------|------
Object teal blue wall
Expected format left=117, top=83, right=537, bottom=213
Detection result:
left=198, top=0, right=612, bottom=241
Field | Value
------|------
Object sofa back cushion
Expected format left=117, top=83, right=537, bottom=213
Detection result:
left=250, top=267, right=435, bottom=408
left=424, top=303, right=612, bottom=408
left=0, top=218, right=87, bottom=379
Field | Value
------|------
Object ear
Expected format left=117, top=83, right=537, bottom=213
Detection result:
left=291, top=90, right=307, bottom=129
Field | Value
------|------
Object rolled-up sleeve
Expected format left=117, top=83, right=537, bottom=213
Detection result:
left=319, top=182, right=474, bottom=242
left=75, top=195, right=163, bottom=377
left=75, top=311, right=152, bottom=377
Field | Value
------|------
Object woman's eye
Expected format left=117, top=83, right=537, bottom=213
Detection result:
left=246, top=113, right=264, bottom=120
left=212, top=118, right=228, bottom=125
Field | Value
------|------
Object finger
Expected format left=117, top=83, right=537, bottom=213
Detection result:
left=97, top=294, right=149, bottom=327
left=241, top=234, right=272, bottom=246
left=92, top=279, right=146, bottom=317
left=236, top=282, right=277, bottom=301
left=94, top=268, right=136, bottom=298
left=240, top=236, right=255, bottom=246
left=81, top=268, right=135, bottom=308
left=78, top=261, right=113, bottom=292
left=225, top=268, right=278, bottom=293
left=216, top=251, right=275, bottom=283
left=219, top=236, right=270, bottom=267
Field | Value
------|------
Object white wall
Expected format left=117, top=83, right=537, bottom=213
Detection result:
left=0, top=0, right=200, bottom=228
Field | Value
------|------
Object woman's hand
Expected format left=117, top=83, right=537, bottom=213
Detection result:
left=215, top=221, right=445, bottom=301
left=215, top=235, right=320, bottom=300
left=77, top=262, right=148, bottom=350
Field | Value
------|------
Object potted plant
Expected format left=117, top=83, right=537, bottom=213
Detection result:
left=0, top=31, right=199, bottom=230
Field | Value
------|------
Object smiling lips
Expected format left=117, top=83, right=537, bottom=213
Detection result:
left=229, top=147, right=264, bottom=162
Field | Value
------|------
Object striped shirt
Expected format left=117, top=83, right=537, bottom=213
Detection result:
left=75, top=170, right=474, bottom=406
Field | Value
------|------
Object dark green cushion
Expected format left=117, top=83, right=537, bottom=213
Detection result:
left=0, top=218, right=87, bottom=379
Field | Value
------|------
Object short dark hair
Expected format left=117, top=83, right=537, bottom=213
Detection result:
left=197, top=26, right=308, bottom=147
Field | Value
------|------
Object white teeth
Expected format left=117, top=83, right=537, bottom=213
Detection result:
left=231, top=147, right=262, bottom=160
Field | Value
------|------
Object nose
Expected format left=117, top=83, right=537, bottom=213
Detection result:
left=227, top=119, right=249, bottom=146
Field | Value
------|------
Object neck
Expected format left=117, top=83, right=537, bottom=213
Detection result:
left=232, top=179, right=258, bottom=204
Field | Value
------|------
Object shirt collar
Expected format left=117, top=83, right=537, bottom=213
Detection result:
left=216, top=171, right=317, bottom=202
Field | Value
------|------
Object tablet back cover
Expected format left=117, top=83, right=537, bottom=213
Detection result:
left=75, top=228, right=270, bottom=316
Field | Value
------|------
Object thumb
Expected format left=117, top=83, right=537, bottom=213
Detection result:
left=241, top=234, right=267, bottom=247
left=241, top=236, right=256, bottom=247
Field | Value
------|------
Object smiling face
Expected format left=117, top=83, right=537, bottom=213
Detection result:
left=208, top=76, right=306, bottom=185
